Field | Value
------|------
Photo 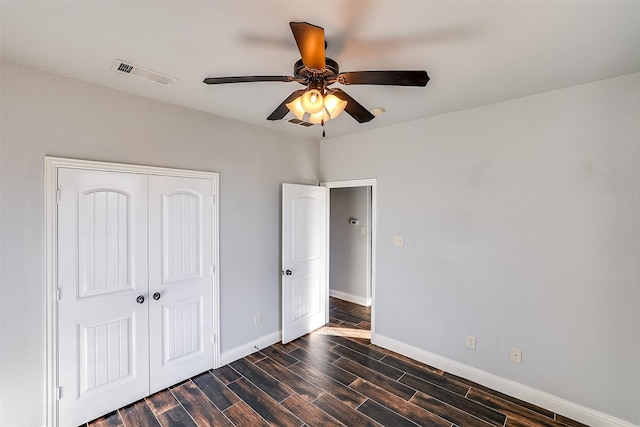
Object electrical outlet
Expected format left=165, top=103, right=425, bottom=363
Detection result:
left=254, top=312, right=262, bottom=325
left=466, top=336, right=476, bottom=349
left=510, top=347, right=522, bottom=363
left=393, top=235, right=404, bottom=246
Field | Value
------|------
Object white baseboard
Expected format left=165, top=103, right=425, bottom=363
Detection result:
left=372, top=334, right=635, bottom=427
left=329, top=289, right=371, bottom=307
left=220, top=331, right=281, bottom=366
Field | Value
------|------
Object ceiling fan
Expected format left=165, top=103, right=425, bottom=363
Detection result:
left=203, top=22, right=430, bottom=127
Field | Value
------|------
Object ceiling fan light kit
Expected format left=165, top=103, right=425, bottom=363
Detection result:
left=286, top=91, right=347, bottom=122
left=203, top=21, right=430, bottom=128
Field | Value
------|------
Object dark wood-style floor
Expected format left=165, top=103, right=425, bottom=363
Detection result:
left=83, top=298, right=587, bottom=427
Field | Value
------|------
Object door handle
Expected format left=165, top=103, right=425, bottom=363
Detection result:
left=283, top=269, right=292, bottom=276
left=153, top=292, right=161, bottom=301
left=136, top=295, right=145, bottom=304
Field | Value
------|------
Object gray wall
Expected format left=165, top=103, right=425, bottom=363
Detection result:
left=0, top=61, right=319, bottom=427
left=329, top=187, right=370, bottom=302
left=2, top=59, right=639, bottom=426
left=320, top=73, right=640, bottom=424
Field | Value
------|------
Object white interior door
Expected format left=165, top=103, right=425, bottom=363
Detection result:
left=148, top=175, right=214, bottom=392
left=58, top=168, right=149, bottom=427
left=282, top=183, right=329, bottom=343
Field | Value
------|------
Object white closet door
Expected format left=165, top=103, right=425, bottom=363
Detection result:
left=57, top=168, right=149, bottom=427
left=148, top=175, right=214, bottom=393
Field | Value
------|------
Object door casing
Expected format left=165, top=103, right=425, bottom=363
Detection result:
left=44, top=157, right=220, bottom=427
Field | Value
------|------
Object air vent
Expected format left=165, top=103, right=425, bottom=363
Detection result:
left=117, top=63, right=133, bottom=73
left=287, top=118, right=315, bottom=127
left=112, top=60, right=177, bottom=86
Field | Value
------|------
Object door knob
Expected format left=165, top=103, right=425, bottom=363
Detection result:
left=153, top=292, right=161, bottom=300
left=136, top=295, right=145, bottom=304
left=285, top=269, right=292, bottom=276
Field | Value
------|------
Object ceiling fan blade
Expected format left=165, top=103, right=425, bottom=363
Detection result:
left=267, top=89, right=306, bottom=121
left=338, top=70, right=429, bottom=86
left=203, top=75, right=295, bottom=85
left=290, top=22, right=326, bottom=70
left=331, top=89, right=375, bottom=123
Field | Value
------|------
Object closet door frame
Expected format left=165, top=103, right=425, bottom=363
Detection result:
left=44, top=156, right=220, bottom=427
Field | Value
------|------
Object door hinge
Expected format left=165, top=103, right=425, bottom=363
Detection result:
left=56, top=189, right=61, bottom=203
left=210, top=265, right=215, bottom=275
left=56, top=289, right=61, bottom=302
left=211, top=195, right=215, bottom=205
left=211, top=334, right=216, bottom=344
left=56, top=386, right=61, bottom=400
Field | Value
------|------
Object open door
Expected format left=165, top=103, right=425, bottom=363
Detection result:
left=282, top=183, right=329, bottom=343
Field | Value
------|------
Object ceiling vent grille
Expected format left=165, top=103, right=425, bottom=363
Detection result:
left=287, top=118, right=315, bottom=127
left=112, top=60, right=177, bottom=86
left=117, top=63, right=133, bottom=73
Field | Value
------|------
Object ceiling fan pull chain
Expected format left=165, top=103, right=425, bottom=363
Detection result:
left=321, top=118, right=325, bottom=138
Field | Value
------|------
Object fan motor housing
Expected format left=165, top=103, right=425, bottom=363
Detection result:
left=294, top=58, right=340, bottom=87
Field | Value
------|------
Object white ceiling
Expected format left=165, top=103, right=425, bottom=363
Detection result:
left=2, top=0, right=639, bottom=140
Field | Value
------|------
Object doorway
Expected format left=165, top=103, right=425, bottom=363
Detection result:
left=323, top=179, right=376, bottom=337
left=329, top=186, right=371, bottom=306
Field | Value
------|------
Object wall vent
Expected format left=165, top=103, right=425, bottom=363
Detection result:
left=287, top=118, right=315, bottom=127
left=112, top=60, right=177, bottom=86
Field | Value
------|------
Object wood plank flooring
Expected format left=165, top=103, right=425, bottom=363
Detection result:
left=83, top=298, right=588, bottom=427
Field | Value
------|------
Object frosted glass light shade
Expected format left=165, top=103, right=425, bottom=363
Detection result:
left=308, top=109, right=330, bottom=124
left=286, top=96, right=306, bottom=120
left=300, top=89, right=324, bottom=114
left=323, top=94, right=347, bottom=119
